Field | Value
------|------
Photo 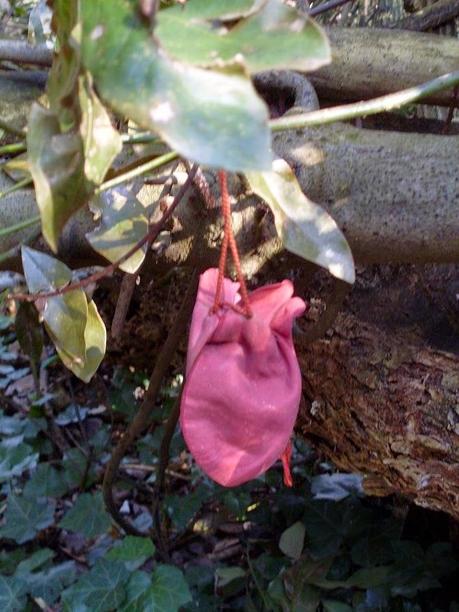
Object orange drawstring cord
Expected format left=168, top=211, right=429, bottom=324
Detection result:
left=212, top=171, right=252, bottom=318
left=281, top=441, right=293, bottom=487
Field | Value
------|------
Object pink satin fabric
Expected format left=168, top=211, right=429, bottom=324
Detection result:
left=180, top=269, right=306, bottom=487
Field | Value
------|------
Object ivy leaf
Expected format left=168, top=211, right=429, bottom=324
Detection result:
left=21, top=247, right=106, bottom=382
left=0, top=492, right=55, bottom=544
left=80, top=0, right=271, bottom=172
left=24, top=562, right=77, bottom=606
left=120, top=565, right=192, bottom=612
left=62, top=558, right=129, bottom=611
left=157, top=0, right=331, bottom=73
left=279, top=521, right=306, bottom=560
left=86, top=189, right=149, bottom=274
left=0, top=575, right=27, bottom=612
left=246, top=159, right=355, bottom=284
left=24, top=463, right=70, bottom=498
left=16, top=549, right=54, bottom=575
left=0, top=442, right=38, bottom=483
left=60, top=492, right=112, bottom=538
left=107, top=536, right=155, bottom=571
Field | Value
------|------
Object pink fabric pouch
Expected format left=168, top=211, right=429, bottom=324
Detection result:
left=180, top=268, right=306, bottom=487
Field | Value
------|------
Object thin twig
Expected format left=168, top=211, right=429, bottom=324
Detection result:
left=102, top=269, right=198, bottom=536
left=10, top=164, right=197, bottom=303
left=151, top=394, right=182, bottom=558
left=309, top=0, right=355, bottom=16
left=270, top=70, right=459, bottom=131
left=111, top=273, right=138, bottom=340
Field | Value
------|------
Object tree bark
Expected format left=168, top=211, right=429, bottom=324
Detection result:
left=297, top=265, right=459, bottom=520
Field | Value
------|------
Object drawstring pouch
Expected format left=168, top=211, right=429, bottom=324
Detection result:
left=179, top=172, right=306, bottom=487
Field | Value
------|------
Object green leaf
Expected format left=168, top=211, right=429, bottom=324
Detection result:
left=78, top=73, right=123, bottom=185
left=107, top=536, right=155, bottom=570
left=61, top=447, right=98, bottom=490
left=15, top=302, right=43, bottom=364
left=0, top=575, right=27, bottom=612
left=120, top=565, right=192, bottom=612
left=24, top=463, right=69, bottom=498
left=279, top=521, right=306, bottom=560
left=22, top=247, right=87, bottom=362
left=159, top=0, right=259, bottom=20
left=27, top=1, right=122, bottom=252
left=21, top=247, right=106, bottom=382
left=16, top=548, right=54, bottom=575
left=27, top=104, right=86, bottom=252
left=55, top=299, right=106, bottom=383
left=62, top=558, right=129, bottom=611
left=246, top=159, right=355, bottom=284
left=0, top=441, right=38, bottom=482
left=80, top=0, right=271, bottom=172
left=60, top=491, right=112, bottom=538
left=86, top=189, right=149, bottom=273
left=165, top=484, right=212, bottom=531
left=0, top=492, right=55, bottom=544
left=157, top=0, right=330, bottom=73
left=25, top=562, right=77, bottom=606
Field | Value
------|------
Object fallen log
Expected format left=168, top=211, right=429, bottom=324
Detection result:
left=311, top=27, right=459, bottom=106
left=297, top=265, right=459, bottom=521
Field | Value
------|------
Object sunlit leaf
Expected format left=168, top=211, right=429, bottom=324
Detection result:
left=86, top=189, right=149, bottom=273
left=27, top=0, right=122, bottom=252
left=21, top=247, right=106, bottom=382
left=247, top=159, right=355, bottom=284
left=157, top=0, right=331, bottom=73
left=55, top=299, right=106, bottom=383
left=80, top=0, right=271, bottom=172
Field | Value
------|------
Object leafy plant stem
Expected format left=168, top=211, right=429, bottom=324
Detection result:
left=0, top=177, right=33, bottom=201
left=0, top=141, right=27, bottom=155
left=120, top=131, right=162, bottom=146
left=270, top=70, right=459, bottom=131
left=96, top=151, right=178, bottom=194
left=151, top=393, right=182, bottom=560
left=0, top=214, right=40, bottom=238
left=101, top=269, right=199, bottom=538
left=10, top=164, right=198, bottom=303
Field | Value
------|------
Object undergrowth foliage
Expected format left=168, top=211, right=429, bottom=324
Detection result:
left=0, top=313, right=459, bottom=610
